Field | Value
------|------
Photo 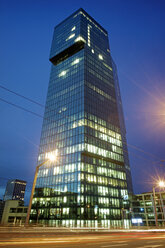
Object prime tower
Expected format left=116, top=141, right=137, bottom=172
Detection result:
left=30, top=8, right=133, bottom=228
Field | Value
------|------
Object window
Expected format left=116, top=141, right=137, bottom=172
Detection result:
left=17, top=208, right=23, bottom=213
left=98, top=54, right=103, bottom=60
left=10, top=208, right=16, bottom=213
left=8, top=216, right=15, bottom=223
left=66, top=33, right=75, bottom=41
left=71, top=59, right=80, bottom=65
left=59, top=70, right=67, bottom=77
left=75, top=36, right=86, bottom=43
left=71, top=26, right=76, bottom=31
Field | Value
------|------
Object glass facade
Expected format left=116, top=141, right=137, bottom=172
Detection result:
left=4, top=179, right=26, bottom=201
left=30, top=8, right=133, bottom=228
left=132, top=192, right=165, bottom=227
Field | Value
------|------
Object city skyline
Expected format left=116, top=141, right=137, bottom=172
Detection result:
left=0, top=0, right=165, bottom=201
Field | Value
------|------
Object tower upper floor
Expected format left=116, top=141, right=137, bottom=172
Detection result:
left=49, top=8, right=110, bottom=65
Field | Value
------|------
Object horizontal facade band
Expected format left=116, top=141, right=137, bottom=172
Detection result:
left=50, top=41, right=85, bottom=66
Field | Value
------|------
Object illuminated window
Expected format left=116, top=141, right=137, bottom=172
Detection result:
left=88, top=24, right=91, bottom=47
left=63, top=208, right=69, bottom=214
left=59, top=70, right=67, bottom=77
left=43, top=169, right=48, bottom=176
left=73, top=11, right=107, bottom=36
left=71, top=26, right=76, bottom=31
left=91, top=49, right=94, bottom=54
left=66, top=33, right=75, bottom=41
left=71, top=58, right=80, bottom=65
left=98, top=54, right=103, bottom=60
left=75, top=36, right=86, bottom=43
left=59, top=107, right=67, bottom=113
left=103, top=62, right=112, bottom=71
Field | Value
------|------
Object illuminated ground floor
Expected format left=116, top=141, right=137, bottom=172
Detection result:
left=30, top=152, right=131, bottom=228
left=30, top=218, right=130, bottom=228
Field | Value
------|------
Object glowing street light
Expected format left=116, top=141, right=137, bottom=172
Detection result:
left=153, top=180, right=165, bottom=228
left=25, top=150, right=57, bottom=226
left=158, top=181, right=165, bottom=188
left=45, top=150, right=58, bottom=162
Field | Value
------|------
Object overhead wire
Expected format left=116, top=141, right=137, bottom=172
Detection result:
left=126, top=143, right=159, bottom=160
left=0, top=84, right=164, bottom=165
left=0, top=97, right=44, bottom=119
left=0, top=84, right=44, bottom=107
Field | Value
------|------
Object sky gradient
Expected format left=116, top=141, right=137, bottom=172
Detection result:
left=0, top=0, right=165, bottom=201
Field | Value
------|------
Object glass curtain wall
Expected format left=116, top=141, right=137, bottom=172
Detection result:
left=30, top=8, right=132, bottom=228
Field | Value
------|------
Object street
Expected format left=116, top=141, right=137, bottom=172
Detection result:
left=0, top=229, right=165, bottom=248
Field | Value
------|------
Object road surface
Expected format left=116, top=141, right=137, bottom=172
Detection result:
left=0, top=230, right=165, bottom=247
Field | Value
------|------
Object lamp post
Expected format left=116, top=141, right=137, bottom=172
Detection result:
left=153, top=185, right=158, bottom=227
left=25, top=151, right=57, bottom=226
left=152, top=181, right=165, bottom=228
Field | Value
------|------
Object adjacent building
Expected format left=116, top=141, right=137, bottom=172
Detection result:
left=4, top=179, right=26, bottom=201
left=1, top=200, right=27, bottom=225
left=132, top=191, right=165, bottom=227
left=30, top=8, right=133, bottom=228
left=0, top=200, right=5, bottom=223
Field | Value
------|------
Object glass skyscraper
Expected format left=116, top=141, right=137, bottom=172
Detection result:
left=30, top=8, right=133, bottom=228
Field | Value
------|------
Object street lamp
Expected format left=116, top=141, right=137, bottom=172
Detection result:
left=153, top=180, right=165, bottom=228
left=25, top=150, right=57, bottom=226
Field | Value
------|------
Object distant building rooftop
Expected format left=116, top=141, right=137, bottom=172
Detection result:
left=4, top=179, right=27, bottom=201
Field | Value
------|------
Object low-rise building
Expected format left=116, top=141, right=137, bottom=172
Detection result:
left=1, top=200, right=27, bottom=225
left=132, top=191, right=165, bottom=227
left=0, top=200, right=5, bottom=223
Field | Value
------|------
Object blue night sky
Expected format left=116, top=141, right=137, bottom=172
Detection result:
left=0, top=0, right=165, bottom=202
